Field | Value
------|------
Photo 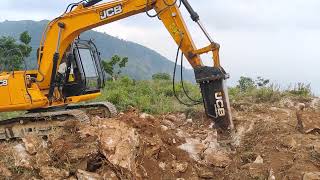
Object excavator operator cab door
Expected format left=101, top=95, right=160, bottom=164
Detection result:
left=62, top=39, right=105, bottom=97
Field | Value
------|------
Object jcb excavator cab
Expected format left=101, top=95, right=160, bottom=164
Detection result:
left=61, top=39, right=105, bottom=97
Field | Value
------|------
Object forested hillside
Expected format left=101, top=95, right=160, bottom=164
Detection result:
left=0, top=20, right=194, bottom=81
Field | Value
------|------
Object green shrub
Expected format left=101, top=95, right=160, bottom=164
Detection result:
left=229, top=77, right=313, bottom=104
left=238, top=76, right=256, bottom=92
left=96, top=77, right=201, bottom=114
left=286, top=83, right=312, bottom=97
left=152, top=73, right=171, bottom=81
left=252, top=87, right=282, bottom=103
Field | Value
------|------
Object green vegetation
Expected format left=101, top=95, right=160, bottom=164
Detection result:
left=152, top=73, right=171, bottom=81
left=95, top=76, right=201, bottom=114
left=0, top=31, right=32, bottom=71
left=96, top=74, right=314, bottom=114
left=229, top=76, right=313, bottom=104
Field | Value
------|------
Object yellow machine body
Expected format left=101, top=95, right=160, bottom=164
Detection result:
left=0, top=71, right=100, bottom=112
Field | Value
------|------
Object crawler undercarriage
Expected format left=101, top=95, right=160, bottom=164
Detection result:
left=0, top=102, right=117, bottom=140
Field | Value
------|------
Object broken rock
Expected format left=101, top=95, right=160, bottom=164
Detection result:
left=76, top=169, right=102, bottom=180
left=35, top=151, right=51, bottom=168
left=253, top=155, right=264, bottom=164
left=202, top=131, right=219, bottom=149
left=303, top=172, right=320, bottom=180
left=162, top=119, right=175, bottom=129
left=197, top=169, right=215, bottom=179
left=281, top=136, right=297, bottom=149
left=67, top=143, right=99, bottom=162
left=140, top=113, right=155, bottom=120
left=160, top=125, right=169, bottom=131
left=297, top=103, right=306, bottom=111
left=186, top=119, right=193, bottom=123
left=159, top=162, right=166, bottom=171
left=203, top=150, right=231, bottom=168
left=242, top=163, right=268, bottom=179
left=177, top=113, right=187, bottom=121
left=102, top=170, right=117, bottom=180
left=22, top=135, right=41, bottom=155
left=178, top=138, right=205, bottom=162
left=248, top=163, right=268, bottom=179
left=268, top=168, right=276, bottom=180
left=297, top=110, right=320, bottom=133
left=311, top=98, right=320, bottom=110
left=99, top=119, right=140, bottom=172
left=39, top=167, right=69, bottom=180
left=166, top=115, right=178, bottom=122
left=0, top=162, right=12, bottom=177
left=78, top=125, right=99, bottom=138
left=13, top=144, right=33, bottom=169
left=172, top=161, right=188, bottom=173
left=279, top=98, right=295, bottom=108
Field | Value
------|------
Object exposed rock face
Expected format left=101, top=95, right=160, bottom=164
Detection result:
left=98, top=119, right=140, bottom=173
left=303, top=172, right=320, bottom=180
left=13, top=144, right=33, bottom=169
left=2, top=106, right=319, bottom=179
left=178, top=129, right=231, bottom=167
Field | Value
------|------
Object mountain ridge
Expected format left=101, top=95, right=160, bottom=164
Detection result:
left=0, top=20, right=195, bottom=81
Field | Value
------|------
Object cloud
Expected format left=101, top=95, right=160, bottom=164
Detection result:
left=194, top=0, right=320, bottom=30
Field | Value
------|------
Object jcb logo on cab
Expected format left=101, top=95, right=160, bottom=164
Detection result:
left=0, top=80, right=8, bottom=87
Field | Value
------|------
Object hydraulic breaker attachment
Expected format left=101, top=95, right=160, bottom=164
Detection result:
left=195, top=66, right=233, bottom=130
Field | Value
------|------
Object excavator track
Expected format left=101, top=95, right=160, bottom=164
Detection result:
left=67, top=102, right=118, bottom=118
left=0, top=102, right=117, bottom=140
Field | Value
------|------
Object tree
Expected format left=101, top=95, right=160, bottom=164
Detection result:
left=237, top=76, right=255, bottom=92
left=102, top=55, right=128, bottom=81
left=0, top=31, right=32, bottom=71
left=255, top=76, right=270, bottom=87
left=152, top=73, right=171, bottom=80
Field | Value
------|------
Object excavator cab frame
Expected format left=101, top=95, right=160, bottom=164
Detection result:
left=62, top=39, right=105, bottom=98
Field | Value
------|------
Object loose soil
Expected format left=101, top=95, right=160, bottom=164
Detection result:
left=0, top=102, right=320, bottom=180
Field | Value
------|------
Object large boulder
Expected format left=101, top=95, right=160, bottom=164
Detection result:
left=98, top=119, right=140, bottom=173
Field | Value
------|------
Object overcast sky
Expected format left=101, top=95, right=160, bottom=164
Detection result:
left=1, top=0, right=319, bottom=94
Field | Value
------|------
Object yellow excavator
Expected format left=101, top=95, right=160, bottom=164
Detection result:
left=0, top=0, right=233, bottom=139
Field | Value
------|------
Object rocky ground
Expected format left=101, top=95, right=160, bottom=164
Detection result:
left=0, top=98, right=320, bottom=180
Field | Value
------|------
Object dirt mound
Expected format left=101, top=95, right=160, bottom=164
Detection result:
left=1, top=102, right=320, bottom=179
